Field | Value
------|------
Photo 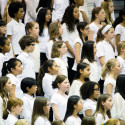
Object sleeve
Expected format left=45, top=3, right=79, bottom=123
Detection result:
left=95, top=113, right=104, bottom=125
left=115, top=25, right=122, bottom=35
left=50, top=94, right=58, bottom=105
left=0, top=97, right=4, bottom=125
left=83, top=101, right=92, bottom=114
left=96, top=42, right=105, bottom=58
left=6, top=23, right=13, bottom=36
left=105, top=78, right=114, bottom=87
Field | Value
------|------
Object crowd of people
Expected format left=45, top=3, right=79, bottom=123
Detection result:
left=0, top=0, right=125, bottom=125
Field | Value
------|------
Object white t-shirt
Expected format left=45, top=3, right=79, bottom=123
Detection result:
left=17, top=52, right=35, bottom=81
left=21, top=94, right=35, bottom=124
left=69, top=80, right=83, bottom=97
left=89, top=22, right=102, bottom=42
left=52, top=0, right=69, bottom=22
left=42, top=73, right=58, bottom=102
left=30, top=43, right=40, bottom=73
left=34, top=116, right=51, bottom=125
left=96, top=40, right=115, bottom=79
left=115, top=24, right=125, bottom=42
left=95, top=113, right=109, bottom=125
left=103, top=76, right=116, bottom=96
left=111, top=93, right=125, bottom=120
left=62, top=23, right=79, bottom=58
left=6, top=19, right=26, bottom=55
left=38, top=28, right=50, bottom=53
left=5, top=114, right=18, bottom=125
left=117, top=56, right=125, bottom=74
left=6, top=74, right=23, bottom=99
left=72, top=37, right=83, bottom=71
left=53, top=58, right=68, bottom=77
left=83, top=98, right=97, bottom=116
left=65, top=116, right=81, bottom=125
left=51, top=93, right=68, bottom=120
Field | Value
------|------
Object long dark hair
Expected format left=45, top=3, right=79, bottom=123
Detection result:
left=81, top=41, right=95, bottom=63
left=116, top=74, right=125, bottom=100
left=36, top=8, right=51, bottom=36
left=61, top=5, right=79, bottom=32
left=2, top=58, right=22, bottom=76
left=37, top=60, right=55, bottom=96
left=113, top=9, right=125, bottom=28
left=63, top=95, right=80, bottom=122
left=77, top=22, right=88, bottom=43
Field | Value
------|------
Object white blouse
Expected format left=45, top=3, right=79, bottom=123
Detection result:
left=5, top=114, right=18, bottom=125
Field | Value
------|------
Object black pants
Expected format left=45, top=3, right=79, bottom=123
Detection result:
left=40, top=53, right=48, bottom=65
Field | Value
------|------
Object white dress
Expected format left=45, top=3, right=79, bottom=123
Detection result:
left=95, top=113, right=109, bottom=125
left=65, top=116, right=81, bottom=125
left=34, top=116, right=51, bottom=125
left=103, top=76, right=116, bottom=96
left=6, top=74, right=23, bottom=99
left=51, top=93, right=68, bottom=120
left=5, top=114, right=18, bottom=125
left=111, top=93, right=125, bottom=120
left=83, top=98, right=97, bottom=116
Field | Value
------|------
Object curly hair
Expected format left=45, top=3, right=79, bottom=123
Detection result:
left=61, top=5, right=79, bottom=32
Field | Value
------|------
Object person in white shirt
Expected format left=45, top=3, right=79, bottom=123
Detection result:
left=64, top=95, right=83, bottom=125
left=3, top=98, right=23, bottom=125
left=51, top=75, right=70, bottom=120
left=0, top=76, right=12, bottom=125
left=0, top=37, right=10, bottom=77
left=111, top=74, right=125, bottom=121
left=31, top=97, right=51, bottom=125
left=89, top=7, right=106, bottom=42
left=80, top=81, right=99, bottom=116
left=17, top=35, right=36, bottom=81
left=52, top=0, right=69, bottom=22
left=7, top=2, right=26, bottom=56
left=2, top=58, right=23, bottom=99
left=21, top=77, right=37, bottom=125
left=25, top=21, right=40, bottom=77
left=37, top=60, right=59, bottom=100
left=94, top=94, right=113, bottom=125
left=36, top=7, right=51, bottom=65
left=51, top=41, right=68, bottom=77
left=117, top=41, right=125, bottom=74
left=101, top=59, right=121, bottom=97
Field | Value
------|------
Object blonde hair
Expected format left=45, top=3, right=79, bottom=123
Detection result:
left=101, top=59, right=118, bottom=79
left=117, top=41, right=125, bottom=55
left=49, top=21, right=62, bottom=42
left=101, top=0, right=113, bottom=24
left=101, top=118, right=119, bottom=125
left=15, top=119, right=29, bottom=125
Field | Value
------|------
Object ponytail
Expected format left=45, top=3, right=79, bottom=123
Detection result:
left=37, top=60, right=55, bottom=96
left=2, top=61, right=8, bottom=76
left=101, top=64, right=109, bottom=80
left=3, top=107, right=9, bottom=120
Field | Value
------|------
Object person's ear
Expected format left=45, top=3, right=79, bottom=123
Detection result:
left=79, top=69, right=83, bottom=74
left=48, top=67, right=51, bottom=72
left=26, top=87, right=30, bottom=91
left=11, top=67, right=15, bottom=72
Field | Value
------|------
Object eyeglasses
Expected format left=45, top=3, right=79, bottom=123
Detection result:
left=94, top=88, right=99, bottom=91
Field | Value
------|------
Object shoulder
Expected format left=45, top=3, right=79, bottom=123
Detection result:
left=35, top=116, right=45, bottom=124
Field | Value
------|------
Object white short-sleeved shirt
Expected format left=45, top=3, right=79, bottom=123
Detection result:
left=62, top=23, right=79, bottom=58
left=6, top=19, right=26, bottom=55
left=42, top=73, right=58, bottom=101
left=111, top=93, right=125, bottom=120
left=117, top=56, right=125, bottom=74
left=52, top=0, right=69, bottom=22
left=17, top=52, right=35, bottom=81
left=53, top=58, right=68, bottom=77
left=115, top=24, right=125, bottom=42
left=21, top=94, right=35, bottom=124
left=6, top=74, right=23, bottom=99
left=72, top=37, right=83, bottom=71
left=51, top=93, right=68, bottom=120
left=30, top=43, right=40, bottom=73
left=38, top=28, right=50, bottom=53
left=83, top=98, right=97, bottom=116
left=96, top=40, right=115, bottom=78
left=103, top=77, right=116, bottom=96
left=65, top=116, right=81, bottom=125
left=5, top=114, right=18, bottom=125
left=95, top=113, right=109, bottom=125
left=0, top=53, right=6, bottom=77
left=89, top=22, right=102, bottom=42
left=0, top=97, right=4, bottom=125
left=34, top=116, right=51, bottom=125
left=69, top=80, right=83, bottom=97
